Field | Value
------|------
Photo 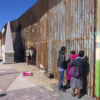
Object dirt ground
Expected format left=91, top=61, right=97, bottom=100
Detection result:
left=10, top=63, right=58, bottom=88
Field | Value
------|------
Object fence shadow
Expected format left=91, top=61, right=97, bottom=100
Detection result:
left=14, top=24, right=25, bottom=62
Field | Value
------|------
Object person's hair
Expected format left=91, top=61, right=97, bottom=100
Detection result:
left=61, top=46, right=66, bottom=52
left=78, top=50, right=84, bottom=57
left=70, top=50, right=76, bottom=54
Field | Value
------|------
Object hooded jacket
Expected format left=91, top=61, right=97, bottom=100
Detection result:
left=70, top=54, right=78, bottom=61
left=57, top=50, right=66, bottom=69
left=69, top=57, right=88, bottom=75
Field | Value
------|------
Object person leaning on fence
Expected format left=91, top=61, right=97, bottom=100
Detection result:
left=69, top=50, right=87, bottom=98
left=66, top=50, right=78, bottom=88
left=82, top=56, right=89, bottom=95
left=57, top=46, right=67, bottom=91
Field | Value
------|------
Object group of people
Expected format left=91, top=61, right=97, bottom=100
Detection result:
left=25, top=47, right=36, bottom=65
left=57, top=46, right=89, bottom=98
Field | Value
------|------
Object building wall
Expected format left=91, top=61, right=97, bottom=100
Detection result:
left=2, top=0, right=96, bottom=97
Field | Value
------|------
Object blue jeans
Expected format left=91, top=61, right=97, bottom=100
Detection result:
left=59, top=71, right=64, bottom=90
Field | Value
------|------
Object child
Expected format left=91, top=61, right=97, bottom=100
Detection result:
left=66, top=50, right=78, bottom=88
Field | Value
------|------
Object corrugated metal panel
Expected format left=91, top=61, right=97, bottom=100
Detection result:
left=36, top=14, right=48, bottom=70
left=48, top=0, right=66, bottom=76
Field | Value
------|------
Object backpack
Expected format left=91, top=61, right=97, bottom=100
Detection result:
left=69, top=66, right=80, bottom=77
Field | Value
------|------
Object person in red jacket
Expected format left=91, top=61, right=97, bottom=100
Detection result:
left=66, top=50, right=78, bottom=88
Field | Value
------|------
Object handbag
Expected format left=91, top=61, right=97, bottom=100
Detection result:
left=69, top=66, right=80, bottom=77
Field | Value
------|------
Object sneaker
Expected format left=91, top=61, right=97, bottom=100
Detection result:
left=59, top=87, right=66, bottom=92
left=72, top=94, right=75, bottom=97
left=62, top=88, right=66, bottom=92
left=78, top=96, right=81, bottom=99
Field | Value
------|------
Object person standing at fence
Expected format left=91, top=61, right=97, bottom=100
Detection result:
left=31, top=48, right=35, bottom=65
left=29, top=47, right=33, bottom=65
left=25, top=48, right=30, bottom=65
left=82, top=56, right=89, bottom=95
left=57, top=46, right=67, bottom=91
left=66, top=50, right=78, bottom=88
left=69, top=50, right=87, bottom=98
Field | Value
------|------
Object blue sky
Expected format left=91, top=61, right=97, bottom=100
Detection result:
left=0, top=0, right=38, bottom=31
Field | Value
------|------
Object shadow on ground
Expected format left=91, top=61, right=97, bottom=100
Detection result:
left=0, top=59, right=3, bottom=63
left=0, top=93, right=7, bottom=97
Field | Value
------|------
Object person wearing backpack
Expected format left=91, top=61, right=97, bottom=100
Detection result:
left=66, top=50, right=78, bottom=88
left=57, top=46, right=67, bottom=91
left=69, top=50, right=87, bottom=98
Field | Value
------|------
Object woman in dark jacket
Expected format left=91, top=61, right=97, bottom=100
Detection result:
left=69, top=50, right=87, bottom=98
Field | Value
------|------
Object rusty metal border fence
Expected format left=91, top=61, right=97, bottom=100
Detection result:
left=19, top=0, right=96, bottom=97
